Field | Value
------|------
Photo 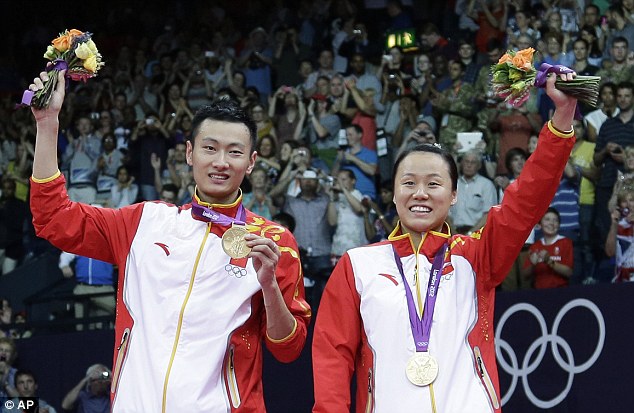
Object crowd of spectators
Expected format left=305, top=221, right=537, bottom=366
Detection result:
left=1, top=0, right=634, bottom=336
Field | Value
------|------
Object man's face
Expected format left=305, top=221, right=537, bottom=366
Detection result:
left=540, top=212, right=560, bottom=237
left=76, top=117, right=92, bottom=136
left=299, top=177, right=318, bottom=194
left=487, top=48, right=502, bottom=64
left=612, top=41, right=628, bottom=63
left=186, top=120, right=256, bottom=204
left=337, top=171, right=355, bottom=191
left=458, top=44, right=475, bottom=60
left=0, top=342, right=13, bottom=365
left=346, top=127, right=361, bottom=145
left=349, top=56, right=365, bottom=75
left=448, top=62, right=464, bottom=81
left=460, top=154, right=480, bottom=178
left=174, top=143, right=187, bottom=163
left=616, top=87, right=634, bottom=112
left=600, top=86, right=616, bottom=106
left=584, top=7, right=599, bottom=25
left=408, top=122, right=436, bottom=144
left=1, top=182, right=15, bottom=199
left=330, top=77, right=344, bottom=97
left=16, top=374, right=37, bottom=398
left=160, top=190, right=177, bottom=204
left=318, top=50, right=333, bottom=70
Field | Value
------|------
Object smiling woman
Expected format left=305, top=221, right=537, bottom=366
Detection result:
left=313, top=72, right=580, bottom=413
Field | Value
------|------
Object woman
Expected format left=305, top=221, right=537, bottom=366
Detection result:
left=109, top=165, right=139, bottom=208
left=410, top=53, right=435, bottom=114
left=255, top=134, right=281, bottom=184
left=251, top=102, right=277, bottom=141
left=312, top=72, right=577, bottom=412
left=268, top=87, right=306, bottom=144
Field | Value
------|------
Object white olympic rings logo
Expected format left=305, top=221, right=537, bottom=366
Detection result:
left=495, top=298, right=605, bottom=409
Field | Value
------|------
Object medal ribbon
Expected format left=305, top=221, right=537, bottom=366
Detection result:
left=191, top=197, right=246, bottom=226
left=392, top=243, right=447, bottom=353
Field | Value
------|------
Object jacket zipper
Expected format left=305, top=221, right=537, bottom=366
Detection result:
left=225, top=346, right=241, bottom=408
left=161, top=223, right=211, bottom=413
left=111, top=328, right=130, bottom=395
left=474, top=346, right=500, bottom=410
left=364, top=368, right=374, bottom=413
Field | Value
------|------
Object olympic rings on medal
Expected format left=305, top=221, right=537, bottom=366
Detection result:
left=495, top=298, right=605, bottom=409
left=225, top=264, right=247, bottom=278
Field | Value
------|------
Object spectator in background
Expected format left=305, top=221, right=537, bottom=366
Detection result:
left=449, top=150, right=498, bottom=235
left=95, top=133, right=125, bottom=205
left=283, top=169, right=335, bottom=306
left=62, top=116, right=102, bottom=204
left=585, top=82, right=620, bottom=142
left=328, top=169, right=367, bottom=263
left=521, top=207, right=573, bottom=289
left=596, top=37, right=634, bottom=85
left=333, top=124, right=378, bottom=201
left=269, top=86, right=307, bottom=145
left=604, top=6, right=634, bottom=58
left=305, top=49, right=337, bottom=97
left=254, top=135, right=282, bottom=183
left=109, top=165, right=138, bottom=209
left=239, top=27, right=274, bottom=100
left=59, top=248, right=115, bottom=330
left=273, top=25, right=311, bottom=89
left=467, top=0, right=508, bottom=54
left=578, top=24, right=605, bottom=68
left=251, top=102, right=277, bottom=141
left=0, top=337, right=18, bottom=398
left=0, top=178, right=28, bottom=275
left=182, top=63, right=214, bottom=111
left=363, top=179, right=398, bottom=243
left=2, top=370, right=57, bottom=413
left=410, top=53, right=435, bottom=115
left=593, top=81, right=634, bottom=280
left=129, top=114, right=170, bottom=201
left=61, top=364, right=111, bottom=413
left=457, top=39, right=481, bottom=85
left=431, top=60, right=476, bottom=152
left=307, top=94, right=341, bottom=167
left=605, top=187, right=634, bottom=282
left=243, top=167, right=277, bottom=220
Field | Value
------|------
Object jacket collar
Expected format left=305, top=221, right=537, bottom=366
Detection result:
left=388, top=221, right=451, bottom=261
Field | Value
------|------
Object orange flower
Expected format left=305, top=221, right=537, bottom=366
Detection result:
left=52, top=33, right=72, bottom=52
left=68, top=29, right=84, bottom=37
left=498, top=53, right=513, bottom=65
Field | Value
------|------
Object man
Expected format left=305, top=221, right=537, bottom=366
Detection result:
left=62, top=115, right=102, bottom=204
left=604, top=6, right=634, bottom=58
left=457, top=40, right=481, bottom=84
left=61, top=364, right=111, bottom=413
left=59, top=249, right=115, bottom=330
left=304, top=49, right=336, bottom=97
left=0, top=178, right=28, bottom=275
left=397, top=114, right=437, bottom=156
left=597, top=37, right=634, bottom=85
left=333, top=125, right=378, bottom=201
left=346, top=53, right=383, bottom=110
left=2, top=370, right=57, bottom=413
left=28, top=70, right=310, bottom=412
left=449, top=150, right=497, bottom=235
left=593, top=81, right=634, bottom=280
left=283, top=169, right=336, bottom=307
left=585, top=82, right=620, bottom=142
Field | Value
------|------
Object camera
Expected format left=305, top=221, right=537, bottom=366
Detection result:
left=100, top=371, right=111, bottom=381
left=337, top=129, right=349, bottom=149
left=204, top=51, right=215, bottom=58
left=145, top=118, right=155, bottom=126
left=353, top=29, right=362, bottom=34
left=383, top=54, right=393, bottom=62
left=621, top=207, right=630, bottom=218
left=298, top=149, right=307, bottom=157
left=195, top=70, right=202, bottom=75
left=90, top=112, right=100, bottom=120
left=282, top=86, right=293, bottom=93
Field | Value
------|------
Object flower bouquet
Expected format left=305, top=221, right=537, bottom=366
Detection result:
left=491, top=48, right=600, bottom=108
left=21, top=29, right=105, bottom=109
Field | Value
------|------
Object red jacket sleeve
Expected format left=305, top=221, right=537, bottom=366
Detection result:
left=312, top=253, right=362, bottom=413
left=476, top=123, right=575, bottom=288
left=30, top=174, right=143, bottom=264
left=262, top=229, right=311, bottom=363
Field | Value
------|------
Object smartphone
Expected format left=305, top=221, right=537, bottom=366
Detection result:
left=337, top=129, right=349, bottom=149
left=377, top=136, right=388, bottom=157
left=205, top=51, right=216, bottom=58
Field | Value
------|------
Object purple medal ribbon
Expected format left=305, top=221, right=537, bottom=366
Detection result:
left=392, top=243, right=447, bottom=353
left=191, top=198, right=246, bottom=226
left=20, top=59, right=70, bottom=107
left=534, top=63, right=582, bottom=120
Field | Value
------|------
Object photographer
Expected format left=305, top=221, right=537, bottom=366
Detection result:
left=307, top=94, right=341, bottom=168
left=61, top=364, right=111, bottom=413
left=396, top=115, right=437, bottom=157
left=129, top=114, right=170, bottom=201
left=332, top=125, right=378, bottom=201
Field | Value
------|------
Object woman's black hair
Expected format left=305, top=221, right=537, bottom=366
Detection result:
left=392, top=143, right=458, bottom=191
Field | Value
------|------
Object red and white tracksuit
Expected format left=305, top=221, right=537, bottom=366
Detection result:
left=30, top=176, right=311, bottom=413
left=312, top=123, right=575, bottom=413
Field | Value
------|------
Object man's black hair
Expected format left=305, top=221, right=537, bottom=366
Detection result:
left=190, top=97, right=258, bottom=153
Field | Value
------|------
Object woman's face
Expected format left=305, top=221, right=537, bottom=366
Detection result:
left=417, top=55, right=432, bottom=74
left=251, top=105, right=265, bottom=122
left=380, top=187, right=394, bottom=206
left=510, top=154, right=526, bottom=176
left=527, top=136, right=538, bottom=154
left=284, top=93, right=298, bottom=107
left=280, top=143, right=292, bottom=161
left=389, top=47, right=403, bottom=65
left=117, top=168, right=130, bottom=183
left=393, top=152, right=456, bottom=234
left=250, top=169, right=267, bottom=189
left=258, top=138, right=274, bottom=157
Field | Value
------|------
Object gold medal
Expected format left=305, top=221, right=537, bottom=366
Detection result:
left=222, top=225, right=251, bottom=259
left=405, top=352, right=438, bottom=386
